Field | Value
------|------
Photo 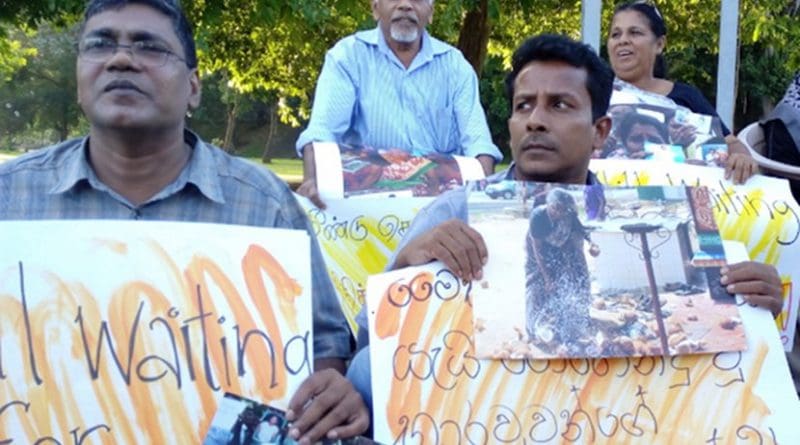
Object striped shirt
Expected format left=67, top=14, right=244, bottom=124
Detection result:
left=0, top=131, right=353, bottom=359
left=296, top=27, right=502, bottom=161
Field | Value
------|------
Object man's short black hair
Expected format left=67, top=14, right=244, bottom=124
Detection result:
left=80, top=0, right=197, bottom=69
left=505, top=34, right=613, bottom=122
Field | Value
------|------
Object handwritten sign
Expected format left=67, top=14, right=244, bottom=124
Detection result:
left=591, top=159, right=800, bottom=349
left=366, top=242, right=800, bottom=444
left=297, top=195, right=432, bottom=332
left=0, top=220, right=314, bottom=444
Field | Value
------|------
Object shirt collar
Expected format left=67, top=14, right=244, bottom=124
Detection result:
left=50, top=130, right=226, bottom=205
left=50, top=137, right=94, bottom=194
left=498, top=161, right=599, bottom=185
left=359, top=26, right=451, bottom=70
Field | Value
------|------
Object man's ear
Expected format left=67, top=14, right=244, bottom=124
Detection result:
left=188, top=69, right=202, bottom=110
left=592, top=115, right=613, bottom=152
left=371, top=1, right=379, bottom=21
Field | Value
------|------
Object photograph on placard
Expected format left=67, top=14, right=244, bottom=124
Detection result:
left=600, top=103, right=725, bottom=165
left=469, top=182, right=745, bottom=360
left=204, top=393, right=382, bottom=445
left=339, top=145, right=469, bottom=197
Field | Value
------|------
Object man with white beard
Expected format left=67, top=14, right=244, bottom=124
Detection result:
left=295, top=0, right=501, bottom=208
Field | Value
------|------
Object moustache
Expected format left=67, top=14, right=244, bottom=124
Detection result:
left=520, top=134, right=556, bottom=151
left=391, top=13, right=419, bottom=25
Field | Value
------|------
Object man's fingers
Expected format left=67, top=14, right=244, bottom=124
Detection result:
left=440, top=223, right=486, bottom=280
left=296, top=391, right=368, bottom=444
left=408, top=220, right=486, bottom=281
left=722, top=261, right=780, bottom=284
left=296, top=180, right=326, bottom=209
left=325, top=405, right=371, bottom=441
left=287, top=373, right=368, bottom=444
left=743, top=294, right=783, bottom=318
left=721, top=262, right=782, bottom=317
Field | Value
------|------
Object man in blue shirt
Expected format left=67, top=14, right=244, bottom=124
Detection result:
left=347, top=34, right=784, bottom=413
left=295, top=0, right=502, bottom=208
left=0, top=0, right=367, bottom=442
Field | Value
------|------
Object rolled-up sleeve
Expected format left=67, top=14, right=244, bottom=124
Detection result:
left=295, top=50, right=358, bottom=156
left=452, top=59, right=502, bottom=162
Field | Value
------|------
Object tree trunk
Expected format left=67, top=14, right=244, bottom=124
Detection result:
left=261, top=101, right=277, bottom=164
left=223, top=98, right=239, bottom=153
left=456, top=0, right=491, bottom=77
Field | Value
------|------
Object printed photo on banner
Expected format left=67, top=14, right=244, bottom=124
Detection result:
left=204, top=393, right=382, bottom=445
left=600, top=103, right=726, bottom=165
left=0, top=221, right=314, bottom=444
left=312, top=142, right=485, bottom=199
left=469, top=182, right=746, bottom=360
left=589, top=158, right=800, bottom=350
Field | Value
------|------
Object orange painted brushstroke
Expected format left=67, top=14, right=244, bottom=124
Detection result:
left=110, top=282, right=198, bottom=443
left=373, top=280, right=405, bottom=339
left=378, top=274, right=778, bottom=444
left=382, top=273, right=438, bottom=436
left=242, top=244, right=304, bottom=333
left=186, top=254, right=280, bottom=416
left=374, top=272, right=435, bottom=340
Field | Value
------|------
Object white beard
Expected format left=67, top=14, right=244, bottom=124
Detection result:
left=389, top=23, right=419, bottom=43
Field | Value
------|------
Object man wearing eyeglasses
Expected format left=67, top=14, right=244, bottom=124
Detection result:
left=295, top=0, right=502, bottom=208
left=0, top=0, right=368, bottom=442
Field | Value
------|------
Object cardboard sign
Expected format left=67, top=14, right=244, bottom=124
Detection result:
left=0, top=220, right=314, bottom=444
left=469, top=184, right=744, bottom=360
left=591, top=159, right=800, bottom=349
left=297, top=196, right=432, bottom=332
left=366, top=243, right=800, bottom=444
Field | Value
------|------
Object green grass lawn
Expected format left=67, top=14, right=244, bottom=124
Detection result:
left=1, top=150, right=508, bottom=185
left=244, top=156, right=303, bottom=182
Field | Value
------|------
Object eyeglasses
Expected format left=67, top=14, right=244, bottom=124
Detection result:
left=632, top=0, right=663, bottom=20
left=78, top=37, right=188, bottom=67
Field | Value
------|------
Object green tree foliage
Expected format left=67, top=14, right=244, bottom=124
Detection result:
left=0, top=0, right=798, bottom=155
left=0, top=25, right=82, bottom=149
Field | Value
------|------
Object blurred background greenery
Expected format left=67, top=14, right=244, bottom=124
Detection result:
left=1, top=0, right=798, bottom=176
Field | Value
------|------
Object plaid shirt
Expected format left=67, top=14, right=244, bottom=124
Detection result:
left=0, top=131, right=353, bottom=359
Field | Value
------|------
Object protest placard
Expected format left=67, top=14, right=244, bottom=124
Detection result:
left=0, top=220, right=313, bottom=444
left=590, top=159, right=800, bottom=349
left=366, top=243, right=800, bottom=444
left=297, top=196, right=432, bottom=332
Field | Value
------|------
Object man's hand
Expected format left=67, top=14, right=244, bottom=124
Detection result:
left=724, top=136, right=759, bottom=184
left=297, top=143, right=327, bottom=209
left=285, top=369, right=369, bottom=444
left=721, top=261, right=783, bottom=318
left=296, top=178, right=326, bottom=209
left=393, top=219, right=487, bottom=281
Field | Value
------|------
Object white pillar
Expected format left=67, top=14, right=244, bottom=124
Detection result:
left=717, top=0, right=740, bottom=130
left=581, top=0, right=602, bottom=53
